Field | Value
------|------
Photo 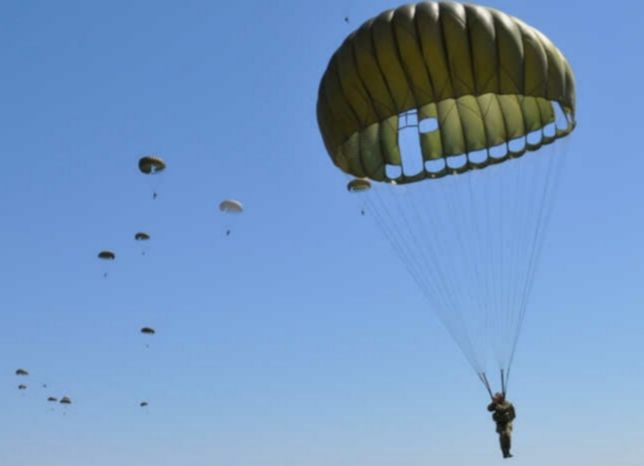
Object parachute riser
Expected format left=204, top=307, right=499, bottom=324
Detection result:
left=479, top=370, right=509, bottom=400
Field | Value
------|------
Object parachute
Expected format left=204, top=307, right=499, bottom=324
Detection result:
left=347, top=178, right=372, bottom=215
left=98, top=250, right=116, bottom=278
left=138, top=156, right=166, bottom=199
left=138, top=156, right=166, bottom=175
left=140, top=327, right=156, bottom=335
left=135, top=232, right=151, bottom=255
left=219, top=199, right=244, bottom=236
left=219, top=199, right=243, bottom=213
left=347, top=179, right=371, bottom=192
left=317, top=1, right=576, bottom=396
left=48, top=397, right=58, bottom=402
left=140, top=401, right=149, bottom=408
left=18, top=384, right=27, bottom=390
left=15, top=369, right=28, bottom=376
left=98, top=251, right=115, bottom=260
left=59, top=396, right=72, bottom=405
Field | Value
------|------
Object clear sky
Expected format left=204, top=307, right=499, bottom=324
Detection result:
left=1, top=1, right=643, bottom=465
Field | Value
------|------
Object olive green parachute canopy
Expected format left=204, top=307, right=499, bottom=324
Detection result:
left=60, top=396, right=72, bottom=405
left=317, top=1, right=576, bottom=183
left=47, top=396, right=58, bottom=402
left=138, top=156, right=166, bottom=174
left=18, top=384, right=27, bottom=390
left=219, top=199, right=243, bottom=213
left=15, top=369, right=28, bottom=376
left=135, top=232, right=151, bottom=241
left=140, top=327, right=155, bottom=335
left=347, top=178, right=372, bottom=192
left=98, top=251, right=115, bottom=260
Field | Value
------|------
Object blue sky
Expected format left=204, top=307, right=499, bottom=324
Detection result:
left=1, top=1, right=643, bottom=465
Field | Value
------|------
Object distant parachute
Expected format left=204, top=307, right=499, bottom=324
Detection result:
left=140, top=327, right=156, bottom=335
left=347, top=179, right=371, bottom=193
left=60, top=396, right=72, bottom=405
left=138, top=156, right=166, bottom=200
left=347, top=179, right=371, bottom=215
left=138, top=156, right=166, bottom=174
left=135, top=232, right=150, bottom=241
left=219, top=199, right=243, bottom=213
left=98, top=251, right=115, bottom=260
left=48, top=396, right=58, bottom=402
left=219, top=199, right=244, bottom=236
left=98, top=250, right=116, bottom=278
left=18, top=384, right=27, bottom=390
left=140, top=401, right=149, bottom=408
left=15, top=369, right=29, bottom=376
left=134, top=232, right=151, bottom=255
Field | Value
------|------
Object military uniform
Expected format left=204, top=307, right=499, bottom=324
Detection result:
left=487, top=400, right=516, bottom=458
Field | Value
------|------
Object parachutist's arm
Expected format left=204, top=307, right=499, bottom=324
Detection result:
left=487, top=402, right=497, bottom=412
left=509, top=405, right=516, bottom=420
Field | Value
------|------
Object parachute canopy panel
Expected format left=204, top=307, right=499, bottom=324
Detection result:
left=316, top=1, right=576, bottom=183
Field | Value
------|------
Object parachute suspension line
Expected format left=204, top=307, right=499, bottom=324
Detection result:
left=501, top=153, right=528, bottom=369
left=407, top=178, right=484, bottom=372
left=366, top=182, right=482, bottom=372
left=465, top=171, right=490, bottom=363
left=506, top=142, right=567, bottom=372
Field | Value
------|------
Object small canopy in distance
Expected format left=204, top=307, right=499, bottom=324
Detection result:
left=98, top=251, right=116, bottom=260
left=15, top=369, right=29, bottom=376
left=18, top=384, right=27, bottom=390
left=347, top=179, right=372, bottom=193
left=48, top=396, right=58, bottom=402
left=60, top=396, right=72, bottom=405
left=140, top=401, right=149, bottom=407
left=135, top=232, right=151, bottom=241
left=219, top=199, right=243, bottom=213
left=138, top=156, right=166, bottom=174
left=140, top=327, right=156, bottom=335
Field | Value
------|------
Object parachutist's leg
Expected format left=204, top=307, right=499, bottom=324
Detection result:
left=500, top=433, right=512, bottom=458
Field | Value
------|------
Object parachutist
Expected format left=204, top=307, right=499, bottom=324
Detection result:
left=226, top=229, right=231, bottom=236
left=345, top=16, right=349, bottom=23
left=487, top=392, right=516, bottom=459
left=361, top=209, right=365, bottom=216
left=153, top=192, right=158, bottom=200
